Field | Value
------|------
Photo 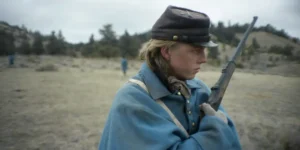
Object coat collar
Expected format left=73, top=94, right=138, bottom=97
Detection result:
left=134, top=62, right=202, bottom=100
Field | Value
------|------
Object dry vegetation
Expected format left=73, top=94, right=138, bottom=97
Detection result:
left=0, top=55, right=300, bottom=150
left=235, top=31, right=300, bottom=51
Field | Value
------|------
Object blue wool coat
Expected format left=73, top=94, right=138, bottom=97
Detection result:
left=99, top=62, right=241, bottom=150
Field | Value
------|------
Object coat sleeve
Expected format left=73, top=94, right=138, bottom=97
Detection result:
left=217, top=105, right=242, bottom=149
left=98, top=85, right=241, bottom=150
left=196, top=78, right=242, bottom=149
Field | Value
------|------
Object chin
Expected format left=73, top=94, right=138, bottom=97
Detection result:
left=175, top=72, right=196, bottom=80
left=186, top=76, right=195, bottom=80
left=180, top=74, right=195, bottom=80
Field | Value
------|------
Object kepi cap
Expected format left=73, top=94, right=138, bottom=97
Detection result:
left=151, top=5, right=218, bottom=47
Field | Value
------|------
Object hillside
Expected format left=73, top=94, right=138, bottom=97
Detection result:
left=0, top=21, right=35, bottom=48
left=235, top=31, right=300, bottom=52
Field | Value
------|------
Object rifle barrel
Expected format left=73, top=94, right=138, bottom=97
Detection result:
left=230, top=16, right=258, bottom=62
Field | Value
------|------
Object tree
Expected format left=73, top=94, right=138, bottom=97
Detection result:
left=217, top=21, right=225, bottom=30
left=99, top=24, right=118, bottom=46
left=82, top=34, right=96, bottom=57
left=207, top=46, right=219, bottom=59
left=119, top=30, right=131, bottom=57
left=252, top=38, right=260, bottom=49
left=21, top=24, right=28, bottom=33
left=32, top=32, right=44, bottom=55
left=57, top=30, right=64, bottom=41
left=89, top=34, right=95, bottom=45
left=94, top=44, right=120, bottom=58
left=47, top=30, right=65, bottom=55
left=0, top=30, right=15, bottom=55
left=247, top=37, right=260, bottom=57
left=269, top=56, right=273, bottom=61
left=96, top=24, right=120, bottom=58
left=268, top=45, right=294, bottom=57
left=119, top=30, right=139, bottom=58
left=18, top=40, right=31, bottom=55
left=227, top=20, right=231, bottom=27
left=127, top=37, right=140, bottom=58
left=276, top=29, right=288, bottom=38
left=265, top=24, right=276, bottom=33
left=47, top=31, right=59, bottom=55
left=57, top=30, right=66, bottom=54
left=292, top=38, right=299, bottom=44
left=282, top=45, right=294, bottom=56
left=269, top=45, right=282, bottom=54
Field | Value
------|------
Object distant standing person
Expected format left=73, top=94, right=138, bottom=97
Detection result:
left=8, top=53, right=15, bottom=66
left=121, top=57, right=128, bottom=76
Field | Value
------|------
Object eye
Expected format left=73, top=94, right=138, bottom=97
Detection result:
left=191, top=44, right=205, bottom=49
left=189, top=49, right=198, bottom=54
left=192, top=48, right=202, bottom=54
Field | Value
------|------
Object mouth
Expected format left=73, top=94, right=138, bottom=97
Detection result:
left=194, top=68, right=200, bottom=73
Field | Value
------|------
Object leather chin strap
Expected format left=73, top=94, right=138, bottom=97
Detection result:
left=167, top=76, right=191, bottom=99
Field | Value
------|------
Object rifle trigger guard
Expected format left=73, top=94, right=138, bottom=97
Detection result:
left=222, top=68, right=227, bottom=73
left=211, top=86, right=219, bottom=91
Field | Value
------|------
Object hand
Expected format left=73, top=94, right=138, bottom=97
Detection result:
left=200, top=103, right=228, bottom=124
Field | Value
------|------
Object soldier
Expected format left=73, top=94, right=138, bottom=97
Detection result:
left=8, top=52, right=15, bottom=66
left=121, top=56, right=128, bottom=76
left=99, top=5, right=241, bottom=150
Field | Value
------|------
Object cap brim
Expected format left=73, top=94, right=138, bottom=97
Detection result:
left=194, top=40, right=218, bottom=48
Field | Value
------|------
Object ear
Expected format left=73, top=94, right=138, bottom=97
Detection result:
left=160, top=46, right=171, bottom=60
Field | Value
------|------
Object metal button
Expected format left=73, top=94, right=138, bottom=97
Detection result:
left=188, top=111, right=191, bottom=115
left=187, top=100, right=190, bottom=103
left=192, top=122, right=195, bottom=126
left=177, top=92, right=181, bottom=95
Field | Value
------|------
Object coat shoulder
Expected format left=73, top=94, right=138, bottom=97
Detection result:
left=111, top=81, right=153, bottom=108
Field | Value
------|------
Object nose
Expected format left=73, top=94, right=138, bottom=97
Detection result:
left=201, top=55, right=207, bottom=63
left=198, top=54, right=207, bottom=64
left=197, top=48, right=207, bottom=64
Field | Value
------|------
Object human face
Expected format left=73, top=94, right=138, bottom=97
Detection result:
left=161, top=43, right=207, bottom=80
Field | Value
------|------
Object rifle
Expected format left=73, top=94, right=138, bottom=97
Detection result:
left=200, top=16, right=258, bottom=118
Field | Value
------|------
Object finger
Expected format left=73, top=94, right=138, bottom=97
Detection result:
left=216, top=111, right=228, bottom=124
left=200, top=103, right=216, bottom=116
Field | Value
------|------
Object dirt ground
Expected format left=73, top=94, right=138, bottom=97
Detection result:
left=0, top=56, right=300, bottom=150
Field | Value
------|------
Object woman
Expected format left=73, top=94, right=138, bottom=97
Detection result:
left=99, top=5, right=241, bottom=150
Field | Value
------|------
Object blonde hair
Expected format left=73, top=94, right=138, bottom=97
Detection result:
left=138, top=39, right=177, bottom=74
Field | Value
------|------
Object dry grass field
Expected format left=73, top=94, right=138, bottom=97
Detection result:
left=0, top=55, right=299, bottom=150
